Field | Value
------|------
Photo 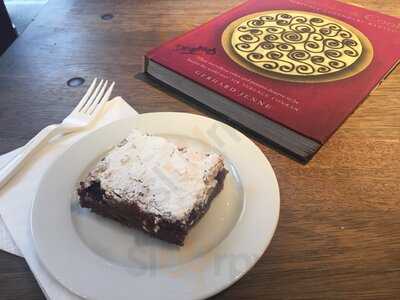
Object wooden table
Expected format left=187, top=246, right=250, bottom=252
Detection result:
left=0, top=0, right=399, bottom=299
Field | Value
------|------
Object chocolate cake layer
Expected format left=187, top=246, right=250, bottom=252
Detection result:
left=77, top=129, right=227, bottom=246
left=78, top=169, right=227, bottom=246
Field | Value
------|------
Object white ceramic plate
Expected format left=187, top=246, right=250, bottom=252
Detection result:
left=31, top=113, right=280, bottom=300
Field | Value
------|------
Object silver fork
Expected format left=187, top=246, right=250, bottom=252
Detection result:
left=0, top=78, right=115, bottom=189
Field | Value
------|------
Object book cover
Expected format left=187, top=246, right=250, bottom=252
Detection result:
left=145, top=0, right=400, bottom=161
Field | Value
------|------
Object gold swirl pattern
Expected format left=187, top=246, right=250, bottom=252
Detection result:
left=231, top=11, right=364, bottom=76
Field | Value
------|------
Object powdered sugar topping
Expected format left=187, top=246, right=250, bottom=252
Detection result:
left=83, top=129, right=224, bottom=222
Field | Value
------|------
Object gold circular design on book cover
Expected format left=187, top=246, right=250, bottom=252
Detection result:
left=222, top=10, right=374, bottom=83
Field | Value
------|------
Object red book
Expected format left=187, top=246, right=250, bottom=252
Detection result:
left=145, top=0, right=400, bottom=162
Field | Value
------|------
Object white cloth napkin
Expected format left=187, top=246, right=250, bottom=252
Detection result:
left=0, top=213, right=20, bottom=256
left=0, top=148, right=22, bottom=256
left=0, top=97, right=138, bottom=299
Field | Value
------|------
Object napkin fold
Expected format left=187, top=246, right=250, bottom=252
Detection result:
left=0, top=97, right=138, bottom=299
left=0, top=213, right=20, bottom=256
left=0, top=148, right=22, bottom=256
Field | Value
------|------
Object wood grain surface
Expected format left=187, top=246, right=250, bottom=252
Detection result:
left=0, top=0, right=399, bottom=299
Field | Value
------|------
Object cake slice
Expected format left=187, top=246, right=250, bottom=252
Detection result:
left=77, top=129, right=227, bottom=246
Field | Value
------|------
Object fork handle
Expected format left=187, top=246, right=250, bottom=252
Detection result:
left=0, top=124, right=61, bottom=190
